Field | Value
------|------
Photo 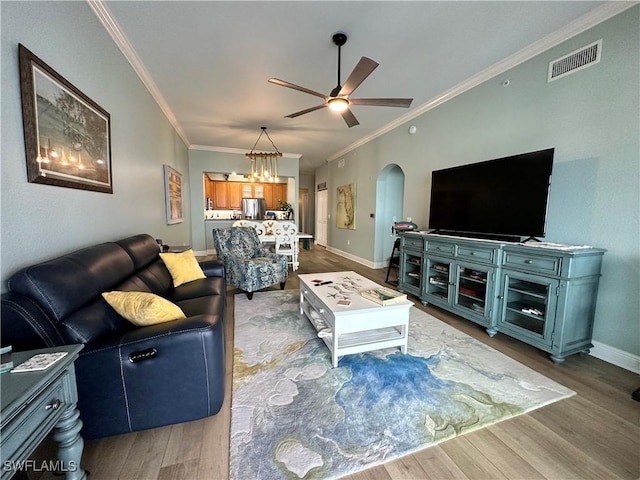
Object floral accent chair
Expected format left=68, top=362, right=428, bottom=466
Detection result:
left=233, top=220, right=266, bottom=241
left=212, top=227, right=287, bottom=299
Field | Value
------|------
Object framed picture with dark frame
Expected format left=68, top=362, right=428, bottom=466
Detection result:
left=164, top=165, right=184, bottom=224
left=18, top=44, right=113, bottom=193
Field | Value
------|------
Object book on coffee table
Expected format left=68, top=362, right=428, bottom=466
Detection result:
left=360, top=287, right=407, bottom=306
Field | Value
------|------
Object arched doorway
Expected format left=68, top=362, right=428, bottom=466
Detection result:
left=374, top=164, right=405, bottom=267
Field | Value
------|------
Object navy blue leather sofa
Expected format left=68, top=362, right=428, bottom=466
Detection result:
left=1, top=234, right=226, bottom=439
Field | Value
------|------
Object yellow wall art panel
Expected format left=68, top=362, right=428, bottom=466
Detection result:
left=336, top=183, right=356, bottom=230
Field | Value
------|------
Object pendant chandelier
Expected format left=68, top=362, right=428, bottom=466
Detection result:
left=245, top=127, right=282, bottom=182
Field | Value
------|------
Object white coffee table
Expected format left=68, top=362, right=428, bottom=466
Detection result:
left=299, top=271, right=413, bottom=367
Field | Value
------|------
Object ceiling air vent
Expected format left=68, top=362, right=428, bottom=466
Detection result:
left=548, top=39, right=602, bottom=82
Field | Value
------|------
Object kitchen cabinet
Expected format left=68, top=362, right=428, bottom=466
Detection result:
left=205, top=180, right=287, bottom=211
left=228, top=182, right=243, bottom=209
left=263, top=183, right=287, bottom=210
left=275, top=184, right=287, bottom=208
left=204, top=178, right=215, bottom=207
left=241, top=183, right=264, bottom=199
left=213, top=181, right=229, bottom=209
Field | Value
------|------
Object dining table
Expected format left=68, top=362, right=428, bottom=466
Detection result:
left=259, top=232, right=313, bottom=271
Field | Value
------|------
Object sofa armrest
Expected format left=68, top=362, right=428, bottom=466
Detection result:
left=76, top=314, right=225, bottom=439
left=1, top=292, right=66, bottom=350
left=200, top=259, right=225, bottom=278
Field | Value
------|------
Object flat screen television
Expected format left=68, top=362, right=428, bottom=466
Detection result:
left=428, top=148, right=554, bottom=241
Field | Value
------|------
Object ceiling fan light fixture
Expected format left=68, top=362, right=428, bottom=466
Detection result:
left=328, top=97, right=349, bottom=112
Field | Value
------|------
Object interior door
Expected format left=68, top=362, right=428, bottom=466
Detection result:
left=299, top=188, right=309, bottom=233
left=316, top=189, right=328, bottom=246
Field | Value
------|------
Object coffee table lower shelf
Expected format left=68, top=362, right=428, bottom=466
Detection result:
left=319, top=327, right=406, bottom=354
left=299, top=280, right=411, bottom=367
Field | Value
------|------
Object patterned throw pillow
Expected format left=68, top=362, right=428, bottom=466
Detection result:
left=159, top=249, right=206, bottom=287
left=102, top=291, right=186, bottom=326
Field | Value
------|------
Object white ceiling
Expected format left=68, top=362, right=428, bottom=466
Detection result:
left=97, top=1, right=613, bottom=174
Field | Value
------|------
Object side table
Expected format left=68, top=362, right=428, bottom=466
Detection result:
left=1, top=345, right=86, bottom=480
left=166, top=245, right=191, bottom=253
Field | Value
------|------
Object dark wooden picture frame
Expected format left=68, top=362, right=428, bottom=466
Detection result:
left=18, top=44, right=113, bottom=193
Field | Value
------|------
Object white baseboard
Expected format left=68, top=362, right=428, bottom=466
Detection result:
left=590, top=341, right=640, bottom=374
left=326, top=247, right=377, bottom=269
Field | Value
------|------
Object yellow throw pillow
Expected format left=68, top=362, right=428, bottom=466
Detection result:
left=102, top=291, right=186, bottom=326
left=159, top=249, right=206, bottom=287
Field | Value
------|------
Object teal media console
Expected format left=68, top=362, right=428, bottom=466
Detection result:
left=398, top=233, right=606, bottom=363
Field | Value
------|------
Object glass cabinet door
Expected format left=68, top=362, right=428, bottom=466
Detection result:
left=400, top=250, right=422, bottom=295
left=424, top=257, right=453, bottom=304
left=454, top=263, right=492, bottom=320
left=498, top=273, right=558, bottom=344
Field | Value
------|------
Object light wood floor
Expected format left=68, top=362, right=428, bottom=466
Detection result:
left=34, top=246, right=639, bottom=479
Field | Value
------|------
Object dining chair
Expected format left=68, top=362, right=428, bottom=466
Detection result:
left=233, top=220, right=266, bottom=241
left=262, top=220, right=279, bottom=235
left=273, top=223, right=299, bottom=271
left=232, top=219, right=251, bottom=227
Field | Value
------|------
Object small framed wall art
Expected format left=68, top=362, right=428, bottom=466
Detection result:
left=164, top=165, right=184, bottom=224
left=336, top=183, right=356, bottom=230
left=18, top=44, right=112, bottom=193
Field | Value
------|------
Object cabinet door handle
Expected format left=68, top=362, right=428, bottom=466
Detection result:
left=45, top=399, right=61, bottom=411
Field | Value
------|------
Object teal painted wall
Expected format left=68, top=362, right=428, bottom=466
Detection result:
left=1, top=1, right=190, bottom=285
left=320, top=7, right=639, bottom=356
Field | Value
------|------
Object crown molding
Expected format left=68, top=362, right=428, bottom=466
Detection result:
left=190, top=144, right=302, bottom=159
left=86, top=0, right=190, bottom=147
left=87, top=0, right=634, bottom=161
left=328, top=1, right=637, bottom=162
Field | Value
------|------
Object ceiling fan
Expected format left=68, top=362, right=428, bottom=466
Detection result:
left=269, top=32, right=413, bottom=128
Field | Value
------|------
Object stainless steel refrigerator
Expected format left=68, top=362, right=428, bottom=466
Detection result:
left=241, top=198, right=266, bottom=220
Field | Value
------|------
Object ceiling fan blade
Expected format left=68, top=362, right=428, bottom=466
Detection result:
left=269, top=78, right=328, bottom=100
left=338, top=57, right=379, bottom=97
left=285, top=103, right=328, bottom=118
left=341, top=108, right=360, bottom=128
left=349, top=98, right=413, bottom=108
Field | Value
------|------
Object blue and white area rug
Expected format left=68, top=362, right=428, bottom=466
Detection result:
left=231, top=291, right=574, bottom=480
